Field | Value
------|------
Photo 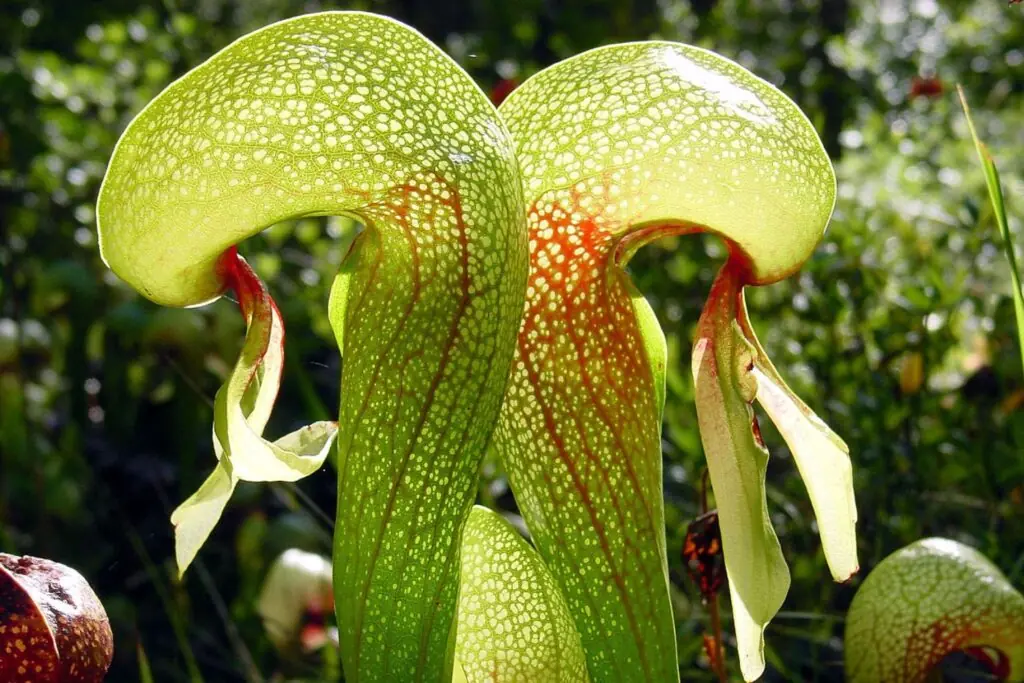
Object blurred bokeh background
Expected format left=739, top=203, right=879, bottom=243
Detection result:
left=1, top=0, right=1022, bottom=680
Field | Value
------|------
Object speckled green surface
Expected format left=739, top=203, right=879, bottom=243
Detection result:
left=454, top=507, right=589, bottom=683
left=846, top=537, right=1024, bottom=683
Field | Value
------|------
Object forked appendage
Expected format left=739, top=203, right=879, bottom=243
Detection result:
left=693, top=256, right=856, bottom=679
left=171, top=248, right=337, bottom=576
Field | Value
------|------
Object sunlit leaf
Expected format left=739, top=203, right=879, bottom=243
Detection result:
left=737, top=298, right=857, bottom=582
left=751, top=366, right=857, bottom=580
left=170, top=461, right=234, bottom=575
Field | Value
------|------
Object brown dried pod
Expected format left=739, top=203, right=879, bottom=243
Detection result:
left=0, top=554, right=113, bottom=682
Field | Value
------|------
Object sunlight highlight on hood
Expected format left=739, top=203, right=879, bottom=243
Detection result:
left=659, top=47, right=777, bottom=127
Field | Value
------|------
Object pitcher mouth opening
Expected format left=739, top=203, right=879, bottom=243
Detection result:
left=963, top=645, right=1010, bottom=680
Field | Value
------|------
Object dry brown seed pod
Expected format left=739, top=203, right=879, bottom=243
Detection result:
left=0, top=554, right=113, bottom=683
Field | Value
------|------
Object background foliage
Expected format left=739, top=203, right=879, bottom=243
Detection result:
left=1, top=0, right=1022, bottom=680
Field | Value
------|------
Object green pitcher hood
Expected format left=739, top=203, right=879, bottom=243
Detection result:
left=500, top=41, right=836, bottom=284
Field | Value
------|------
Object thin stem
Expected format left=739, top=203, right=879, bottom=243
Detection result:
left=697, top=466, right=726, bottom=682
left=707, top=594, right=728, bottom=683
left=192, top=558, right=264, bottom=683
left=151, top=483, right=263, bottom=683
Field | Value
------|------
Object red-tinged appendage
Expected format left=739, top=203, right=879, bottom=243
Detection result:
left=700, top=249, right=752, bottom=317
left=0, top=554, right=113, bottom=683
left=693, top=254, right=753, bottom=387
left=217, top=246, right=276, bottom=330
left=215, top=246, right=284, bottom=393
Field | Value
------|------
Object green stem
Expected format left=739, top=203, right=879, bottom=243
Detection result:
left=124, top=524, right=205, bottom=683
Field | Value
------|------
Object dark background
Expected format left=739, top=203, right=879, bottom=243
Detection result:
left=1, top=0, right=1022, bottom=680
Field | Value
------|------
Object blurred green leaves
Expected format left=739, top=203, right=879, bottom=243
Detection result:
left=2, top=0, right=1023, bottom=680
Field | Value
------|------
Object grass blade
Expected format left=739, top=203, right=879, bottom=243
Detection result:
left=137, top=640, right=155, bottom=683
left=957, top=84, right=1024, bottom=377
left=124, top=524, right=205, bottom=683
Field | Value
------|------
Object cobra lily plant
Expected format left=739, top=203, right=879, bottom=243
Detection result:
left=845, top=538, right=1024, bottom=682
left=493, top=41, right=856, bottom=681
left=97, top=11, right=855, bottom=682
left=98, top=12, right=527, bottom=681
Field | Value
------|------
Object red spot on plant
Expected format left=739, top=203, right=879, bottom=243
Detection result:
left=750, top=413, right=765, bottom=450
left=299, top=593, right=337, bottom=652
left=0, top=554, right=112, bottom=683
left=909, top=76, right=944, bottom=100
